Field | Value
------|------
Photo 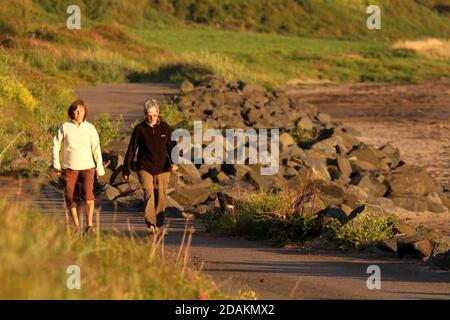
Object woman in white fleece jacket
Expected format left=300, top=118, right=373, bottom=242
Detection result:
left=52, top=99, right=105, bottom=234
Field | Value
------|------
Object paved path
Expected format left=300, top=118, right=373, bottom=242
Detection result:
left=76, top=83, right=179, bottom=127
left=3, top=82, right=449, bottom=299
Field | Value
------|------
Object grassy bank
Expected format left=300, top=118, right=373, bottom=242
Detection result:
left=0, top=199, right=229, bottom=299
left=144, top=0, right=450, bottom=41
left=132, top=28, right=450, bottom=86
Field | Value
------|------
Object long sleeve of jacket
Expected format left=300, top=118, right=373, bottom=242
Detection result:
left=52, top=124, right=64, bottom=170
left=123, top=126, right=140, bottom=176
left=166, top=126, right=177, bottom=165
left=90, top=127, right=105, bottom=176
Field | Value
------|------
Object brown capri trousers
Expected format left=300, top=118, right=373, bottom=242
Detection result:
left=62, top=168, right=96, bottom=208
left=138, top=170, right=170, bottom=228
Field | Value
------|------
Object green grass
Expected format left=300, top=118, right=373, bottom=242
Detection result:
left=132, top=27, right=450, bottom=87
left=146, top=0, right=450, bottom=41
left=328, top=206, right=399, bottom=250
left=0, top=199, right=229, bottom=299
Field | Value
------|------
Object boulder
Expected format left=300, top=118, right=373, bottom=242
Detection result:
left=115, top=189, right=144, bottom=208
left=352, top=173, right=388, bottom=198
left=395, top=222, right=417, bottom=237
left=343, top=185, right=369, bottom=207
left=424, top=193, right=448, bottom=213
left=397, top=235, right=434, bottom=260
left=102, top=153, right=123, bottom=171
left=389, top=164, right=441, bottom=197
left=279, top=132, right=297, bottom=151
left=180, top=80, right=195, bottom=94
left=222, top=164, right=251, bottom=179
left=282, top=144, right=306, bottom=158
left=105, top=185, right=120, bottom=201
left=318, top=206, right=349, bottom=224
left=296, top=116, right=314, bottom=131
left=177, top=163, right=203, bottom=184
left=241, top=169, right=279, bottom=191
left=415, top=226, right=444, bottom=243
left=301, top=152, right=331, bottom=181
left=97, top=168, right=113, bottom=184
left=345, top=204, right=365, bottom=221
left=216, top=171, right=229, bottom=182
left=316, top=112, right=332, bottom=124
left=216, top=191, right=244, bottom=214
left=197, top=75, right=227, bottom=90
left=367, top=196, right=394, bottom=210
left=378, top=144, right=401, bottom=169
left=336, top=156, right=353, bottom=180
left=349, top=158, right=379, bottom=172
left=332, top=129, right=361, bottom=151
left=20, top=142, right=43, bottom=163
left=169, top=184, right=214, bottom=208
left=349, top=145, right=386, bottom=171
left=315, top=180, right=346, bottom=206
left=165, top=195, right=184, bottom=215
left=224, top=91, right=242, bottom=105
left=283, top=166, right=299, bottom=178
left=198, top=164, right=222, bottom=179
left=311, top=136, right=346, bottom=156
left=433, top=236, right=450, bottom=256
left=390, top=193, right=447, bottom=213
left=117, top=183, right=131, bottom=194
left=327, top=165, right=340, bottom=181
left=242, top=83, right=266, bottom=96
left=440, top=193, right=450, bottom=210
left=110, top=166, right=139, bottom=186
left=10, top=158, right=30, bottom=170
left=377, top=239, right=398, bottom=254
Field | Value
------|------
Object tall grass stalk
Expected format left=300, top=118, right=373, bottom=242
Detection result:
left=0, top=199, right=228, bottom=299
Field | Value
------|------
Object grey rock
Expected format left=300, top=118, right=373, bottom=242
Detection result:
left=105, top=185, right=121, bottom=201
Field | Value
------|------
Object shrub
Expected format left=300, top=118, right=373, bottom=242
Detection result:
left=0, top=76, right=37, bottom=111
left=91, top=113, right=124, bottom=148
left=328, top=207, right=399, bottom=250
left=289, top=128, right=314, bottom=145
left=159, top=100, right=184, bottom=127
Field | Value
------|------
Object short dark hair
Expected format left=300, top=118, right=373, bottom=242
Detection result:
left=68, top=99, right=87, bottom=121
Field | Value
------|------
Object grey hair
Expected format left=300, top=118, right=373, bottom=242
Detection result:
left=143, top=99, right=159, bottom=115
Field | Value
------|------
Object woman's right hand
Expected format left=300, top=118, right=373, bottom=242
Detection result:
left=123, top=174, right=129, bottom=181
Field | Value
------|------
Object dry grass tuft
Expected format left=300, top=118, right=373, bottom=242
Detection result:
left=393, top=38, right=450, bottom=60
